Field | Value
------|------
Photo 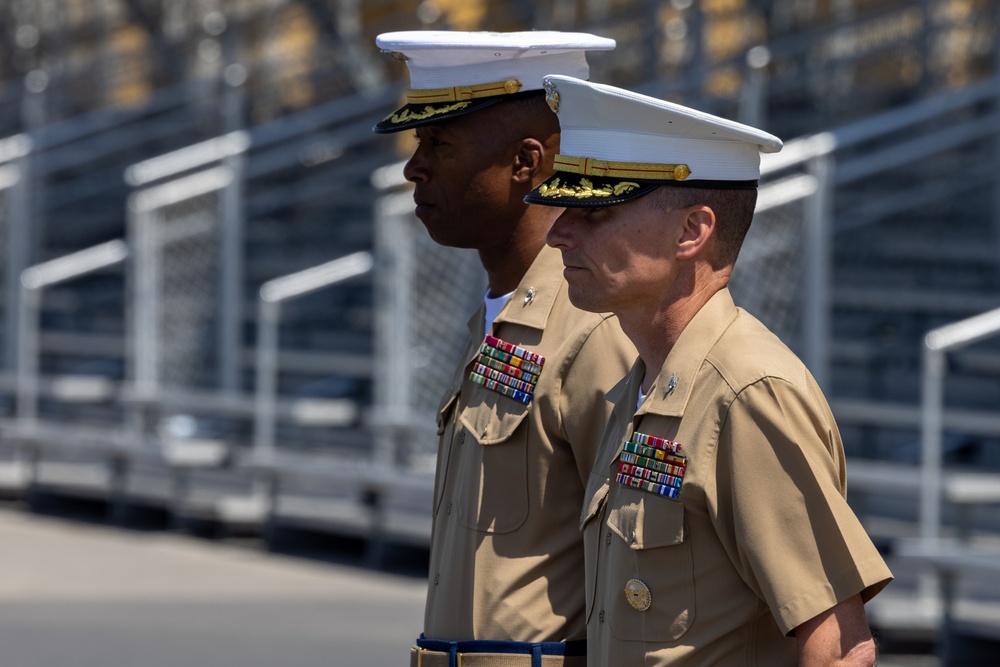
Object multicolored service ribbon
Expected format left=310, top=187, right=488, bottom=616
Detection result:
left=616, top=431, right=687, bottom=499
left=468, top=335, right=545, bottom=405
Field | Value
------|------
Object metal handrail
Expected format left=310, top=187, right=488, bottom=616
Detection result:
left=920, top=307, right=1000, bottom=542
left=17, top=240, right=129, bottom=423
left=750, top=73, right=1000, bottom=391
left=760, top=74, right=1000, bottom=177
left=125, top=131, right=250, bottom=187
left=252, top=251, right=375, bottom=458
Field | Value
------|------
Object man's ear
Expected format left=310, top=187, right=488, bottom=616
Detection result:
left=512, top=137, right=545, bottom=184
left=675, top=205, right=716, bottom=260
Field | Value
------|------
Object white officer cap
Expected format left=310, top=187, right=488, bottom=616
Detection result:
left=372, top=31, right=615, bottom=133
left=525, top=75, right=783, bottom=207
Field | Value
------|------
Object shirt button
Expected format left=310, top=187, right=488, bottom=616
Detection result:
left=459, top=432, right=466, bottom=444
left=605, top=531, right=612, bottom=545
left=434, top=573, right=440, bottom=585
left=599, top=610, right=605, bottom=623
left=446, top=503, right=452, bottom=515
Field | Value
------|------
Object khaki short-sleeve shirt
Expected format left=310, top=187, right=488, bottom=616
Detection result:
left=424, top=244, right=636, bottom=642
left=583, top=289, right=892, bottom=666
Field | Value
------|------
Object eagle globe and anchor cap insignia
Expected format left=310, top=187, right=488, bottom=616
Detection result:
left=544, top=78, right=560, bottom=113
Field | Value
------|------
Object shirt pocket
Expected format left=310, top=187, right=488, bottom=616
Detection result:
left=456, top=393, right=530, bottom=533
left=582, top=472, right=610, bottom=624
left=607, top=490, right=695, bottom=642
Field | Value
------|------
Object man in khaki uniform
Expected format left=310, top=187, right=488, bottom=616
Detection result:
left=526, top=76, right=893, bottom=666
left=372, top=33, right=636, bottom=666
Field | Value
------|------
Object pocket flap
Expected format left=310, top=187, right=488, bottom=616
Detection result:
left=436, top=391, right=459, bottom=435
left=580, top=472, right=610, bottom=531
left=608, top=490, right=685, bottom=549
left=458, top=390, right=530, bottom=445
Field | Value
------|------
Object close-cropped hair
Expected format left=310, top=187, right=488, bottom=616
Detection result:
left=651, top=185, right=758, bottom=269
left=496, top=89, right=550, bottom=117
left=487, top=90, right=558, bottom=140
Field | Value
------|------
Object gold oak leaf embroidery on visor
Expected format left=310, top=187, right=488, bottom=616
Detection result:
left=537, top=177, right=641, bottom=199
left=387, top=101, right=472, bottom=124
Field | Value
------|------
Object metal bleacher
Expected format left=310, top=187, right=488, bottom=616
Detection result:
left=2, top=0, right=1000, bottom=660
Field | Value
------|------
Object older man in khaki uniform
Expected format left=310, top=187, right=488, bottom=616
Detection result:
left=373, top=33, right=635, bottom=667
left=526, top=76, right=893, bottom=666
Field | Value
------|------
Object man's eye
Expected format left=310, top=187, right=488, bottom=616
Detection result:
left=414, top=134, right=445, bottom=147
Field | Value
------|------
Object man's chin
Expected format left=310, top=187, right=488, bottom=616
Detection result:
left=418, top=222, right=474, bottom=250
left=565, top=284, right=605, bottom=314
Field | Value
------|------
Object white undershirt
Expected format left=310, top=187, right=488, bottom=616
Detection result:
left=484, top=290, right=513, bottom=333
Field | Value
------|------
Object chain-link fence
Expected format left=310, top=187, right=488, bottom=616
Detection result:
left=128, top=163, right=241, bottom=404
left=146, top=195, right=219, bottom=390
left=373, top=185, right=486, bottom=470
left=730, top=174, right=818, bottom=358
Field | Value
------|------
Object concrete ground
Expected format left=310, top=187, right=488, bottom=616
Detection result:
left=0, top=498, right=942, bottom=667
left=0, top=502, right=427, bottom=667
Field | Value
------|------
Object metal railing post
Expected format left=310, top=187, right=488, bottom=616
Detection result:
left=2, top=135, right=33, bottom=372
left=219, top=150, right=246, bottom=394
left=15, top=284, right=41, bottom=423
left=919, top=344, right=946, bottom=543
left=252, top=299, right=281, bottom=459
left=739, top=46, right=771, bottom=129
left=373, top=191, right=415, bottom=468
left=803, top=154, right=834, bottom=389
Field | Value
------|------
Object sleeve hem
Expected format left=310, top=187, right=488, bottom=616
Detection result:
left=774, top=560, right=894, bottom=636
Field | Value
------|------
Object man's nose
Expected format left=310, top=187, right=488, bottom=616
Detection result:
left=545, top=210, right=575, bottom=249
left=403, top=150, right=427, bottom=183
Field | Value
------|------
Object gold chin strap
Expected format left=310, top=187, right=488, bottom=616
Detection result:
left=554, top=154, right=691, bottom=181
left=406, top=79, right=523, bottom=104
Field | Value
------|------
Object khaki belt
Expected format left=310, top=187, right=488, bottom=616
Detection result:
left=410, top=647, right=586, bottom=667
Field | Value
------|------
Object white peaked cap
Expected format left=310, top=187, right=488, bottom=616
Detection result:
left=372, top=31, right=615, bottom=133
left=376, top=30, right=615, bottom=89
left=526, top=75, right=783, bottom=207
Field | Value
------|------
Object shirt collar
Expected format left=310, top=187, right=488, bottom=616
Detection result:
left=637, top=288, right=738, bottom=418
left=491, top=244, right=563, bottom=331
left=462, top=245, right=564, bottom=365
left=606, top=356, right=645, bottom=407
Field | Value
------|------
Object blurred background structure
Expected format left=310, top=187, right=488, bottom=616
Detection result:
left=0, top=0, right=999, bottom=664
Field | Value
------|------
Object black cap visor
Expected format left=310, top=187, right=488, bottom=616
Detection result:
left=524, top=171, right=760, bottom=207
left=373, top=89, right=546, bottom=133
left=524, top=171, right=661, bottom=207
